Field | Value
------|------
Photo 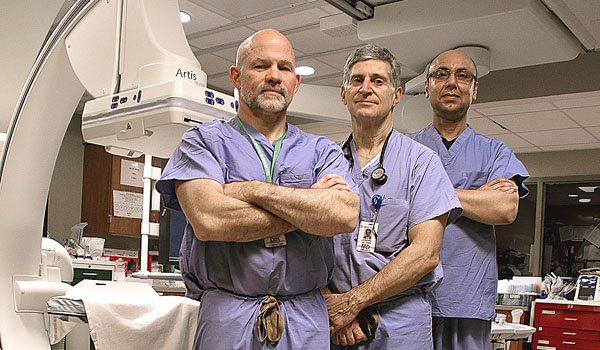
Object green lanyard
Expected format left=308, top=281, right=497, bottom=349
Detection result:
left=235, top=116, right=287, bottom=183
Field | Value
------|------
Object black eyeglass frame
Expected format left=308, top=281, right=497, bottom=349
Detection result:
left=426, top=68, right=477, bottom=84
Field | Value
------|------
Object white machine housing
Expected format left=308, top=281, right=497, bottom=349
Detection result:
left=575, top=274, right=600, bottom=301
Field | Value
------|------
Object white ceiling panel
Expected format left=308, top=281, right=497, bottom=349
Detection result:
left=317, top=51, right=354, bottom=71
left=302, top=75, right=344, bottom=88
left=488, top=133, right=534, bottom=149
left=207, top=75, right=235, bottom=94
left=562, top=106, right=600, bottom=127
left=286, top=27, right=366, bottom=54
left=517, top=128, right=598, bottom=146
left=197, top=54, right=234, bottom=75
left=473, top=102, right=557, bottom=116
left=513, top=146, right=542, bottom=154
left=319, top=3, right=343, bottom=15
left=247, top=8, right=327, bottom=32
left=211, top=47, right=240, bottom=62
left=552, top=94, right=600, bottom=108
left=189, top=26, right=255, bottom=50
left=541, top=143, right=600, bottom=152
left=587, top=126, right=600, bottom=139
left=192, top=0, right=304, bottom=20
left=179, top=0, right=231, bottom=34
left=467, top=109, right=484, bottom=119
left=468, top=117, right=510, bottom=135
left=295, top=58, right=339, bottom=77
left=491, top=110, right=579, bottom=132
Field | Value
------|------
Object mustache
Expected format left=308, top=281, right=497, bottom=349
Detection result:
left=259, top=84, right=286, bottom=97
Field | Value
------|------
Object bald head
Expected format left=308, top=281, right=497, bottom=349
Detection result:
left=427, top=49, right=477, bottom=77
left=236, top=29, right=295, bottom=68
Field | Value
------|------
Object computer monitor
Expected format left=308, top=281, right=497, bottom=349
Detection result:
left=158, top=201, right=187, bottom=268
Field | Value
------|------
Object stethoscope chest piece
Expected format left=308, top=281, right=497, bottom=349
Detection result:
left=371, top=166, right=387, bottom=185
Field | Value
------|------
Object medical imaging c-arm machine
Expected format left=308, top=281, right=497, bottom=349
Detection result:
left=0, top=1, right=236, bottom=348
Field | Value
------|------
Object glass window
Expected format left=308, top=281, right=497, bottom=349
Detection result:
left=542, top=182, right=600, bottom=278
left=497, top=183, right=537, bottom=278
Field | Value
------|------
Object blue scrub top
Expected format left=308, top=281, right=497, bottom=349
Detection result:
left=408, top=125, right=529, bottom=320
left=329, top=131, right=462, bottom=349
left=156, top=118, right=358, bottom=298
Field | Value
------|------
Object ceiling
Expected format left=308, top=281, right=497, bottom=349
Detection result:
left=59, top=0, right=600, bottom=152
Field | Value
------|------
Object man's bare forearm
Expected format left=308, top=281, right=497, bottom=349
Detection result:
left=456, top=188, right=519, bottom=225
left=226, top=180, right=360, bottom=236
left=176, top=179, right=296, bottom=242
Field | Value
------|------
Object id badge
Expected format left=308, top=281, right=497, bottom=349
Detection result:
left=264, top=234, right=287, bottom=248
left=356, top=221, right=377, bottom=253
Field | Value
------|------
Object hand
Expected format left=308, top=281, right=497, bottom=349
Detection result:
left=331, top=318, right=368, bottom=346
left=478, top=178, right=517, bottom=193
left=312, top=174, right=352, bottom=193
left=323, top=293, right=360, bottom=334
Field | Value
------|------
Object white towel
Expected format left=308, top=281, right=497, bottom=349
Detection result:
left=68, top=280, right=199, bottom=350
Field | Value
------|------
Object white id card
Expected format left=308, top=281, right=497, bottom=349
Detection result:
left=356, top=221, right=377, bottom=252
left=264, top=234, right=287, bottom=248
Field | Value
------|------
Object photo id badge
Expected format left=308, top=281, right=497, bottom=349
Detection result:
left=264, top=234, right=287, bottom=248
left=356, top=221, right=377, bottom=253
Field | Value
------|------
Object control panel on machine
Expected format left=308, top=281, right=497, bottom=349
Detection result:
left=575, top=269, right=600, bottom=301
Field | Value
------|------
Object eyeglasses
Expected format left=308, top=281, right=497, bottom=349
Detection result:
left=427, top=68, right=477, bottom=84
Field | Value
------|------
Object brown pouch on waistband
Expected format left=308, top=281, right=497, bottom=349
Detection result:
left=256, top=296, right=285, bottom=343
left=357, top=309, right=379, bottom=340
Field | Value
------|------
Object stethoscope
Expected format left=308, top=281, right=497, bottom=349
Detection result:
left=342, top=130, right=393, bottom=186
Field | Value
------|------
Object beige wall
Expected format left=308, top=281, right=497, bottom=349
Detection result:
left=516, top=149, right=600, bottom=178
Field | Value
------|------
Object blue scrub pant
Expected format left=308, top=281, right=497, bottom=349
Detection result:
left=432, top=317, right=491, bottom=350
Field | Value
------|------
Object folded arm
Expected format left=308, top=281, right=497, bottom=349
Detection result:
left=324, top=213, right=447, bottom=334
left=175, top=179, right=296, bottom=242
left=456, top=177, right=519, bottom=225
left=224, top=174, right=360, bottom=237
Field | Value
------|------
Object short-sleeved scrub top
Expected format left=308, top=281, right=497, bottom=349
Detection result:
left=156, top=118, right=358, bottom=350
left=329, top=130, right=462, bottom=350
left=407, top=125, right=529, bottom=321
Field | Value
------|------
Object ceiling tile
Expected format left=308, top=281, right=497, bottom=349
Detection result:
left=316, top=51, right=354, bottom=71
left=487, top=133, right=534, bottom=149
left=468, top=117, right=510, bottom=135
left=212, top=47, right=239, bottom=62
left=295, top=58, right=339, bottom=77
left=180, top=0, right=231, bottom=34
left=189, top=26, right=255, bottom=50
left=517, top=128, right=597, bottom=146
left=320, top=4, right=343, bottom=15
left=196, top=53, right=234, bottom=76
left=286, top=27, right=366, bottom=54
left=467, top=109, right=484, bottom=119
left=491, top=110, right=579, bottom=132
left=193, top=0, right=302, bottom=19
left=513, top=146, right=542, bottom=154
left=553, top=95, right=600, bottom=108
left=302, top=75, right=344, bottom=88
left=474, top=102, right=556, bottom=116
left=563, top=106, right=600, bottom=127
left=541, top=143, right=600, bottom=152
left=207, top=75, right=235, bottom=94
left=588, top=126, right=600, bottom=139
left=247, top=8, right=327, bottom=32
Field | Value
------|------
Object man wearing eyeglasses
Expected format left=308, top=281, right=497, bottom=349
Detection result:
left=408, top=50, right=529, bottom=350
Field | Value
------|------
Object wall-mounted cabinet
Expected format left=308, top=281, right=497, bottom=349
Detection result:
left=81, top=144, right=162, bottom=236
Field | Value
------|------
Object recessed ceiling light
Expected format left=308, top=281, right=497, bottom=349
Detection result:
left=578, top=186, right=599, bottom=193
left=180, top=11, right=192, bottom=23
left=568, top=194, right=579, bottom=198
left=295, top=66, right=315, bottom=76
left=579, top=198, right=592, bottom=203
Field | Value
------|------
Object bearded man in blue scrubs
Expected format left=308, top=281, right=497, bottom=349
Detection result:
left=408, top=50, right=529, bottom=350
left=156, top=29, right=360, bottom=349
left=324, top=45, right=462, bottom=350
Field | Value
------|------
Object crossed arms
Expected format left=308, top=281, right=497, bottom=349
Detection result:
left=456, top=177, right=520, bottom=225
left=175, top=174, right=360, bottom=242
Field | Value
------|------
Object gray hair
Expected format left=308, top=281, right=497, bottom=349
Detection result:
left=342, top=45, right=402, bottom=89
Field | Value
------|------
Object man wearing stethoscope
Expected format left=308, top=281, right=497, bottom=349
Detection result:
left=322, top=45, right=463, bottom=350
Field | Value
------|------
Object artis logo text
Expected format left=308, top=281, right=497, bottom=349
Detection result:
left=175, top=68, right=196, bottom=81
